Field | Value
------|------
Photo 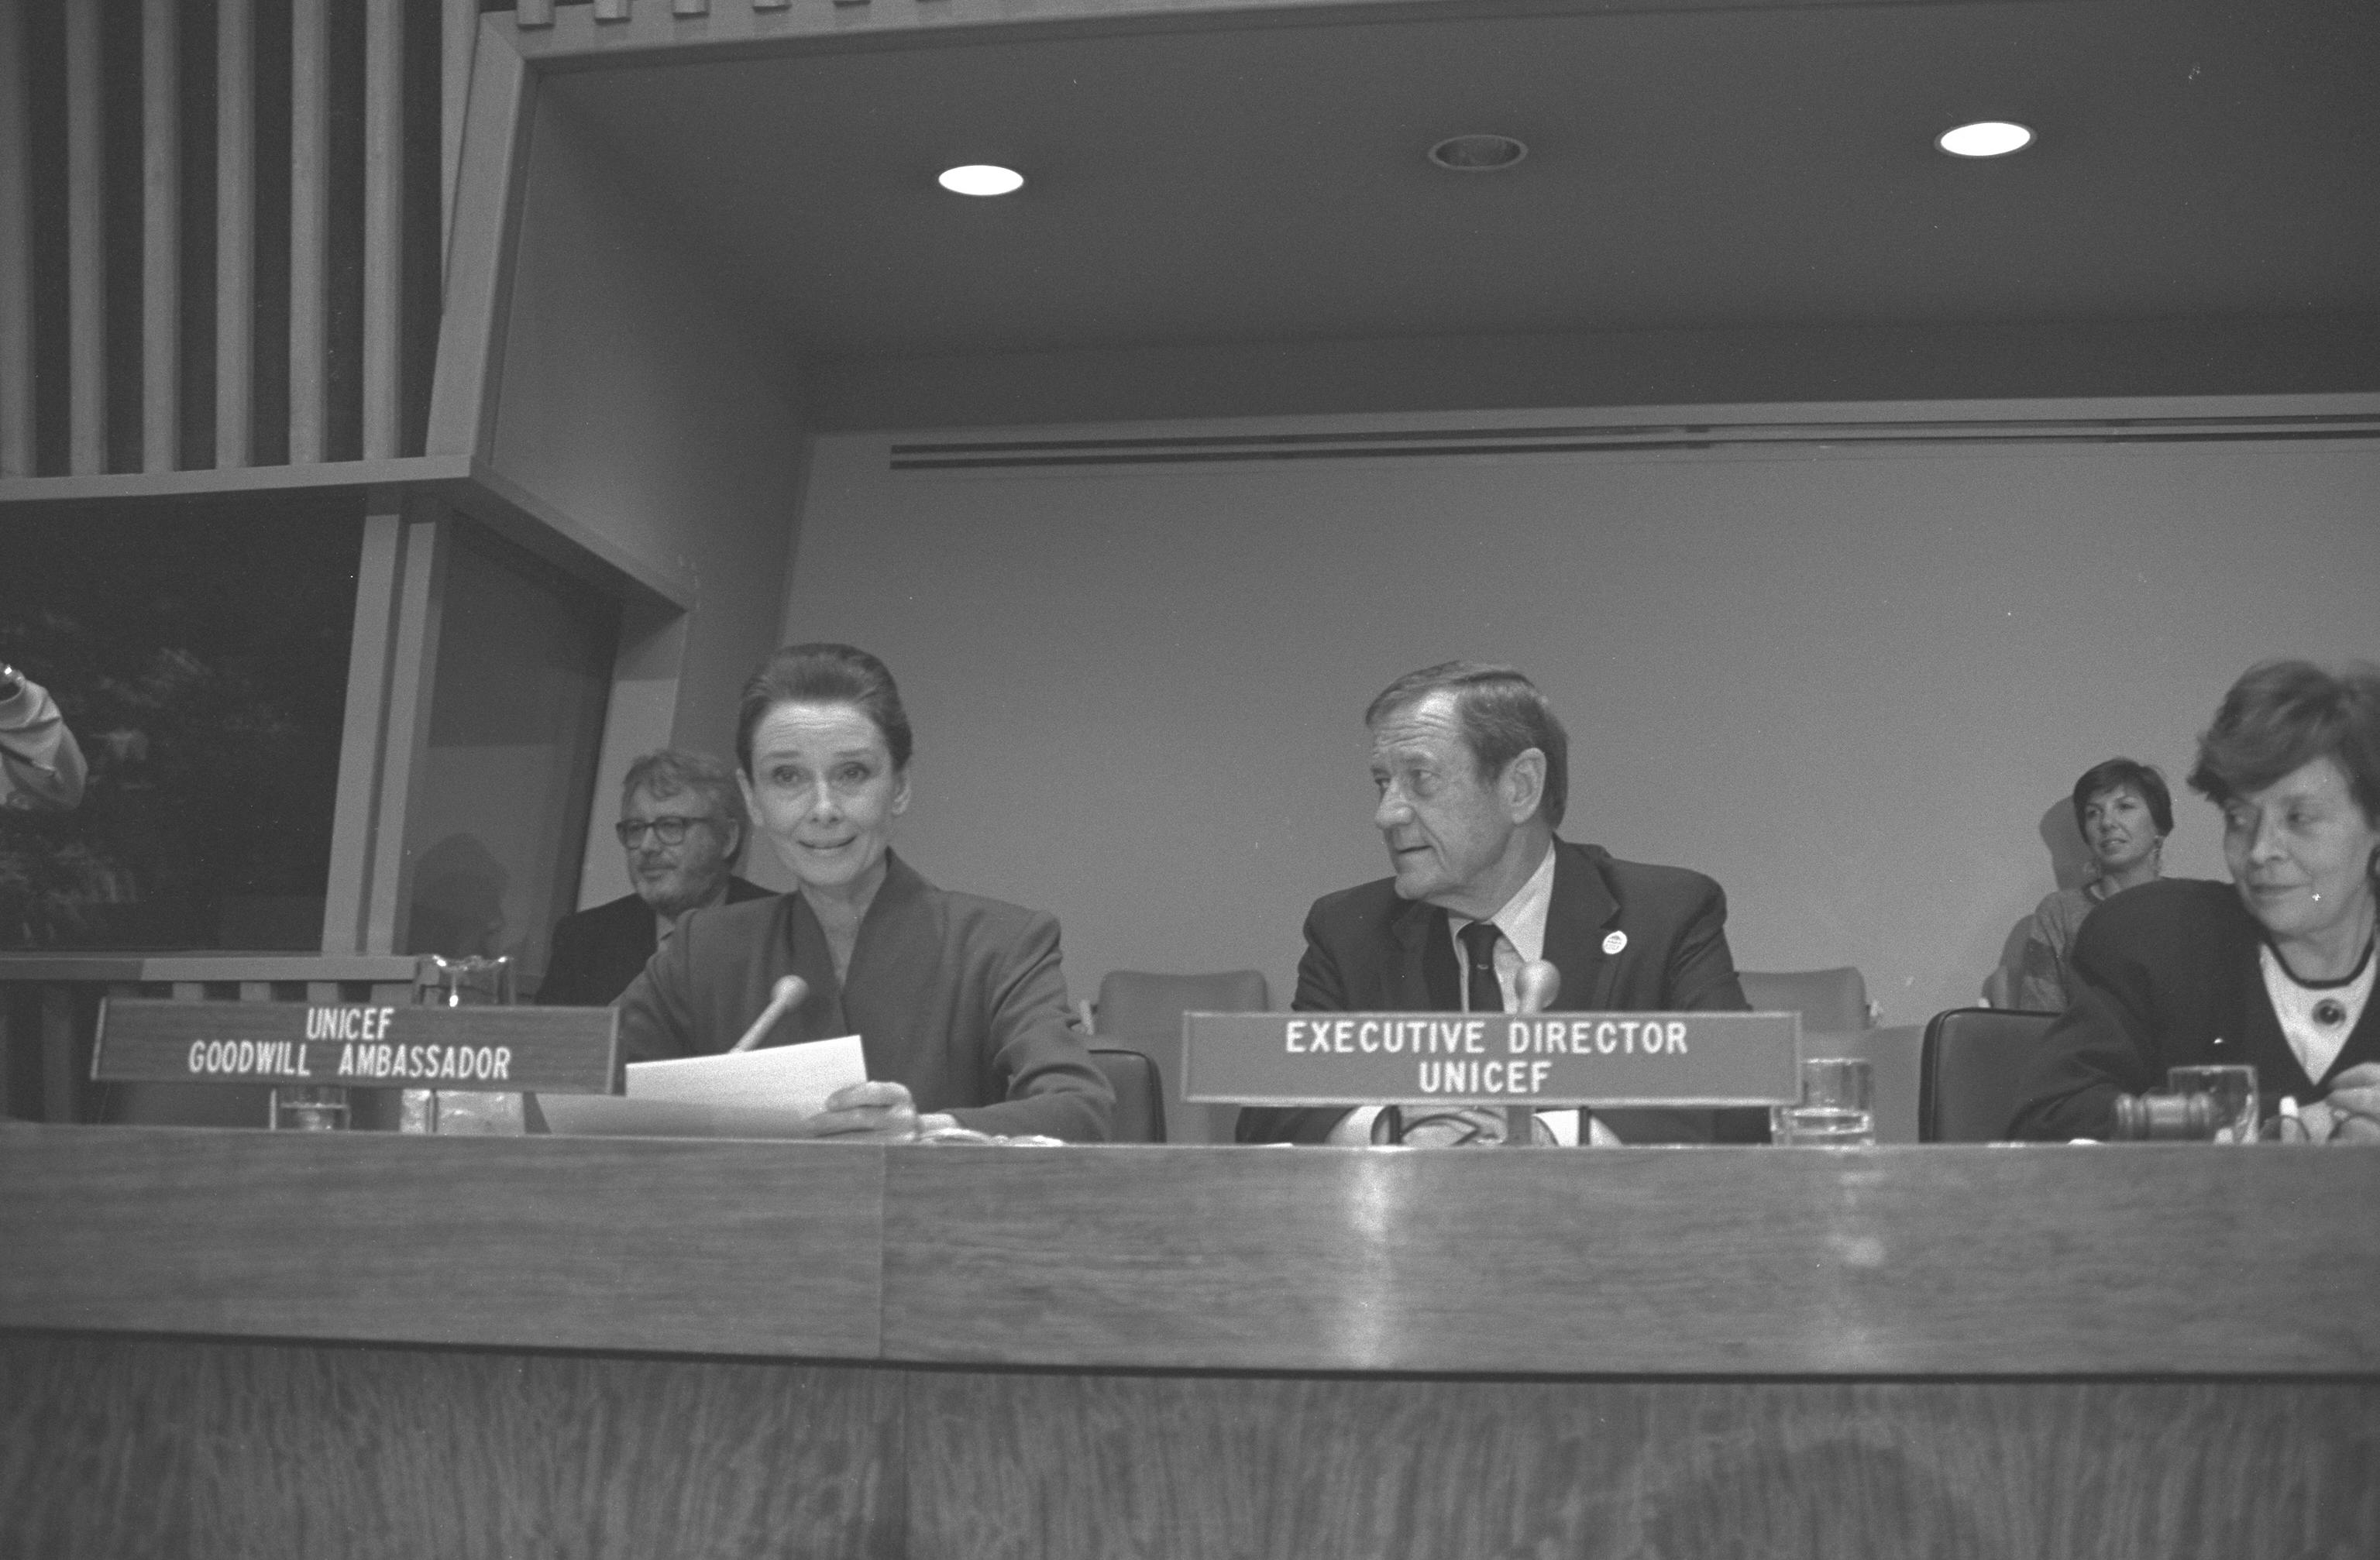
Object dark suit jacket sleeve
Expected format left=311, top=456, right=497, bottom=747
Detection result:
left=1666, top=874, right=1748, bottom=1013
left=942, top=908, right=1114, bottom=1143
left=1601, top=871, right=1764, bottom=1146
left=536, top=910, right=609, bottom=1008
left=612, top=916, right=705, bottom=1068
left=2006, top=908, right=2172, bottom=1140
left=1234, top=901, right=1363, bottom=1144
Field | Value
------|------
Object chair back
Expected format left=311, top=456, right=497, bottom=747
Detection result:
left=1088, top=1046, right=1167, bottom=1143
left=1739, top=967, right=1871, bottom=1032
left=1920, top=1007, right=2058, bottom=1142
left=1094, top=969, right=1271, bottom=1145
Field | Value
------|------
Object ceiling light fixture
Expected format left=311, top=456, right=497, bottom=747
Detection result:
left=1935, top=121, right=2034, bottom=158
left=937, top=164, right=1025, bottom=196
left=1428, top=134, right=1529, bottom=172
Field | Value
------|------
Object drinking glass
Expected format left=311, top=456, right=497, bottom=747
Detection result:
left=271, top=1084, right=350, bottom=1131
left=2167, top=1064, right=2258, bottom=1145
left=403, top=954, right=522, bottom=1135
left=1772, top=1057, right=1875, bottom=1147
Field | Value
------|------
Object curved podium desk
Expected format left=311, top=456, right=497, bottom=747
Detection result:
left=3, top=1123, right=2375, bottom=1558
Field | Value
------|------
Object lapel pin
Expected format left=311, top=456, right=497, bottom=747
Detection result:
left=1603, top=929, right=1627, bottom=955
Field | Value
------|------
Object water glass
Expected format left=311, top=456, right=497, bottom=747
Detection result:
left=271, top=1084, right=350, bottom=1132
left=2167, top=1064, right=2258, bottom=1145
left=403, top=954, right=523, bottom=1135
left=1773, top=1057, right=1875, bottom=1147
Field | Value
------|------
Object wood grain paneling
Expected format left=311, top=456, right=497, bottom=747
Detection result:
left=883, top=1143, right=2380, bottom=1375
left=64, top=0, right=103, bottom=474
left=0, top=1124, right=885, bottom=1357
left=0, top=1334, right=903, bottom=1560
left=141, top=0, right=179, bottom=472
left=424, top=23, right=529, bottom=459
left=6, top=1128, right=2378, bottom=1557
left=287, top=0, right=329, bottom=464
left=903, top=1373, right=2380, bottom=1560
left=442, top=0, right=476, bottom=259
left=0, top=0, right=28, bottom=475
left=363, top=0, right=403, bottom=461
left=214, top=0, right=254, bottom=467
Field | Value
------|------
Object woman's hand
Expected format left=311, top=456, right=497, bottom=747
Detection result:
left=807, top=1080, right=924, bottom=1140
left=2297, top=1063, right=2380, bottom=1144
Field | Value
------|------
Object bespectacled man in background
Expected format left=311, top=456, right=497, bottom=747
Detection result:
left=537, top=749, right=770, bottom=1006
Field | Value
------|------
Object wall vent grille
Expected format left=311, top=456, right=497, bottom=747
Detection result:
left=889, top=413, right=2380, bottom=472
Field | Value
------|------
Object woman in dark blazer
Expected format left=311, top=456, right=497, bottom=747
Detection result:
left=2010, top=660, right=2380, bottom=1142
left=614, top=644, right=1112, bottom=1143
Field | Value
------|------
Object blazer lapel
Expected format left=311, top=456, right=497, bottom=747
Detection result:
left=2327, top=995, right=2380, bottom=1087
left=839, top=852, right=944, bottom=1077
left=781, top=893, right=848, bottom=1043
left=2227, top=936, right=2323, bottom=1099
left=1543, top=841, right=1620, bottom=1011
left=1392, top=899, right=1458, bottom=1011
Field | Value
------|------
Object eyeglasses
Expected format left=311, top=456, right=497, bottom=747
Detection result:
left=615, top=816, right=715, bottom=847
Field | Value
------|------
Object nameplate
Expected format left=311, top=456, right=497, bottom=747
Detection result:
left=1181, top=1011, right=1800, bottom=1107
left=92, top=1000, right=620, bottom=1094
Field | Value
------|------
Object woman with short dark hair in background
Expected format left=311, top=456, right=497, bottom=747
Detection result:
left=2010, top=660, right=2380, bottom=1143
left=2012, top=758, right=2173, bottom=1012
left=614, top=643, right=1113, bottom=1143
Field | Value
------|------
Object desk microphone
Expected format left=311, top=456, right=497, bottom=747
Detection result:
left=730, top=976, right=807, bottom=1053
left=1507, top=960, right=1563, bottom=1147
left=1515, top=960, right=1561, bottom=1015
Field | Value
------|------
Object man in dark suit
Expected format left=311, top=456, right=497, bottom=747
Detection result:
left=1238, top=661, right=1759, bottom=1146
left=537, top=749, right=770, bottom=1006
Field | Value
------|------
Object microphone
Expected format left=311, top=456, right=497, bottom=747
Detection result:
left=1505, top=960, right=1563, bottom=1149
left=729, top=975, right=807, bottom=1053
left=1515, top=960, right=1561, bottom=1015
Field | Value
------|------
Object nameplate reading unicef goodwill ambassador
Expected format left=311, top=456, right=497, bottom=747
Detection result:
left=1181, top=1012, right=1801, bottom=1107
left=91, top=999, right=620, bottom=1094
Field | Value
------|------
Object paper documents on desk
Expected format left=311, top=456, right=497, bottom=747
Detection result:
left=536, top=1036, right=867, bottom=1139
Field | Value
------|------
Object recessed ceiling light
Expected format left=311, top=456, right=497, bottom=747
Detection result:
left=938, top=164, right=1024, bottom=197
left=1935, top=121, right=2034, bottom=158
left=1428, top=134, right=1529, bottom=172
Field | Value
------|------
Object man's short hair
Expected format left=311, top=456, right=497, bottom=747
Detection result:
left=2070, top=758, right=2174, bottom=839
left=1364, top=661, right=1569, bottom=829
left=620, top=749, right=748, bottom=844
left=2188, top=659, right=2380, bottom=824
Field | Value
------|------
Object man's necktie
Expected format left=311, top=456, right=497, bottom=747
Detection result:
left=1459, top=921, right=1504, bottom=1015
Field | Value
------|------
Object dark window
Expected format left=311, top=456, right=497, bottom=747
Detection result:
left=1, top=493, right=362, bottom=949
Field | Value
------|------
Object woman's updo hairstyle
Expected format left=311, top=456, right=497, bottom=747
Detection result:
left=736, top=643, right=914, bottom=778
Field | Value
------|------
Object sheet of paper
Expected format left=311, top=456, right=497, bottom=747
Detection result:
left=535, top=1036, right=869, bottom=1139
left=626, top=1034, right=868, bottom=1115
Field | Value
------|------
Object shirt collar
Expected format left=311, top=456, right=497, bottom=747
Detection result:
left=1450, top=839, right=1557, bottom=964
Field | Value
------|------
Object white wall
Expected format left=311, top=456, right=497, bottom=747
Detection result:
left=492, top=88, right=812, bottom=906
left=779, top=411, right=2380, bottom=1026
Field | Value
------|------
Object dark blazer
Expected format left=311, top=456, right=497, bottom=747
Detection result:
left=614, top=851, right=1113, bottom=1143
left=2008, top=878, right=2380, bottom=1140
left=1236, top=838, right=1759, bottom=1145
left=535, top=875, right=770, bottom=1008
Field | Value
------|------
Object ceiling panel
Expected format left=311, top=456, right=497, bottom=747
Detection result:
left=540, top=0, right=2380, bottom=361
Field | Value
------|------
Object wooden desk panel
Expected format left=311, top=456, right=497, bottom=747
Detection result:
left=0, top=1334, right=903, bottom=1560
left=0, top=1124, right=884, bottom=1358
left=903, top=1373, right=2380, bottom=1560
left=883, top=1143, right=2380, bottom=1374
left=5, top=1128, right=2379, bottom=1559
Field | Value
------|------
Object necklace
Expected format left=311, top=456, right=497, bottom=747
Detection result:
left=2261, top=938, right=2375, bottom=1084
